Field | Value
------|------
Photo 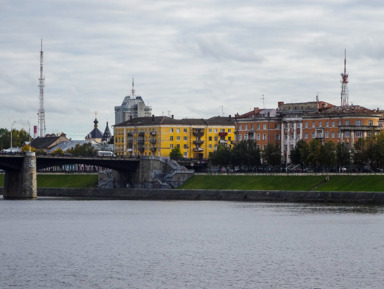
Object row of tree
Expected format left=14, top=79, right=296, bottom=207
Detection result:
left=0, top=128, right=30, bottom=150
left=209, top=133, right=384, bottom=172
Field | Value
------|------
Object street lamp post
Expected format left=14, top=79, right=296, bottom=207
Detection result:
left=10, top=121, right=16, bottom=150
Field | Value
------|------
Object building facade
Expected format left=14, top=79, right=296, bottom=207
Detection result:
left=114, top=116, right=235, bottom=159
left=235, top=101, right=382, bottom=163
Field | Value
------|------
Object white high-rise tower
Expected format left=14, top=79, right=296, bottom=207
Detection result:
left=38, top=39, right=46, bottom=137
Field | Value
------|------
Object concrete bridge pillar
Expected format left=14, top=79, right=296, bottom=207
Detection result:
left=3, top=152, right=37, bottom=199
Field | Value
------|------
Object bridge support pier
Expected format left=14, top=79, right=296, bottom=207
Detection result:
left=3, top=152, right=37, bottom=199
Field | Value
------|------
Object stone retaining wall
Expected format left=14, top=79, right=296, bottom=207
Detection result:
left=33, top=188, right=384, bottom=205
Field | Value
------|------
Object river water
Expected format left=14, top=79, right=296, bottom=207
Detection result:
left=0, top=198, right=383, bottom=289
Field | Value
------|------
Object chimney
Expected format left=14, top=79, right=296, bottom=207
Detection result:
left=278, top=101, right=284, bottom=108
left=171, top=115, right=174, bottom=119
left=152, top=114, right=155, bottom=121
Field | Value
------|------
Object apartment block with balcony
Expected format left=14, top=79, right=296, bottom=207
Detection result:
left=114, top=115, right=235, bottom=159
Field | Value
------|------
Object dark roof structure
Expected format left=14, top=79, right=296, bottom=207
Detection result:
left=114, top=115, right=235, bottom=127
left=86, top=118, right=103, bottom=140
left=102, top=122, right=112, bottom=142
left=30, top=133, right=69, bottom=150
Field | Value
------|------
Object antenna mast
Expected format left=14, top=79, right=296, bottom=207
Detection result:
left=131, top=78, right=135, bottom=98
left=340, top=49, right=349, bottom=107
left=38, top=39, right=46, bottom=137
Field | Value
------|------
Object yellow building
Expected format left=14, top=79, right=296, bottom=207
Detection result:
left=114, top=115, right=235, bottom=159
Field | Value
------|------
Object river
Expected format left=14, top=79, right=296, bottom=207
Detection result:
left=0, top=197, right=383, bottom=289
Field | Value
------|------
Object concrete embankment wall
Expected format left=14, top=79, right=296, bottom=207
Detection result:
left=33, top=188, right=384, bottom=205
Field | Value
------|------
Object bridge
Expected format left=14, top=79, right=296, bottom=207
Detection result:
left=0, top=153, right=193, bottom=199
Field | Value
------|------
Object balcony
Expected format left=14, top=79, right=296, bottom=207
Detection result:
left=150, top=138, right=157, bottom=144
left=193, top=147, right=204, bottom=152
left=127, top=133, right=133, bottom=137
left=193, top=130, right=204, bottom=138
left=150, top=146, right=157, bottom=151
left=127, top=141, right=133, bottom=148
left=138, top=146, right=145, bottom=152
left=138, top=140, right=144, bottom=145
left=193, top=140, right=204, bottom=146
left=138, top=132, right=145, bottom=136
left=219, top=132, right=228, bottom=137
left=150, top=131, right=156, bottom=136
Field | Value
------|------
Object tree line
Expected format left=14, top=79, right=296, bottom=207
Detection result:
left=0, top=128, right=30, bottom=150
left=209, top=133, right=384, bottom=172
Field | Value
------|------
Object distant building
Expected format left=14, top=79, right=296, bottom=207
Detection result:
left=114, top=115, right=235, bottom=159
left=235, top=100, right=382, bottom=164
left=31, top=133, right=70, bottom=153
left=114, top=79, right=152, bottom=124
left=85, top=118, right=103, bottom=143
left=102, top=122, right=112, bottom=143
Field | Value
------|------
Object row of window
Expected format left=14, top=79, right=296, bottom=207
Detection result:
left=237, top=120, right=373, bottom=131
left=303, top=130, right=366, bottom=140
left=238, top=123, right=279, bottom=130
left=238, top=134, right=280, bottom=141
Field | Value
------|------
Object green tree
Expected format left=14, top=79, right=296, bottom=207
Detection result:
left=210, top=144, right=231, bottom=167
left=336, top=142, right=350, bottom=169
left=0, top=128, right=30, bottom=150
left=262, top=143, right=281, bottom=168
left=170, top=144, right=183, bottom=160
left=67, top=143, right=97, bottom=157
left=320, top=141, right=336, bottom=170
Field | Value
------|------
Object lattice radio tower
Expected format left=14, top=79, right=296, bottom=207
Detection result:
left=38, top=39, right=46, bottom=137
left=340, top=49, right=349, bottom=107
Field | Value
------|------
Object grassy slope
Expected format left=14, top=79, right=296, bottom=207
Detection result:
left=0, top=174, right=98, bottom=188
left=180, top=175, right=384, bottom=192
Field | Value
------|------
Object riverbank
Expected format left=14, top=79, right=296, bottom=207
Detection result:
left=180, top=174, right=384, bottom=192
left=32, top=188, right=384, bottom=204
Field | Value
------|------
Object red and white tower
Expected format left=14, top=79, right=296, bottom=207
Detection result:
left=38, top=39, right=46, bottom=137
left=340, top=49, right=349, bottom=107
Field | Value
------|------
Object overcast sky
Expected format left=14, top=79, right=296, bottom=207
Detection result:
left=1, top=0, right=383, bottom=140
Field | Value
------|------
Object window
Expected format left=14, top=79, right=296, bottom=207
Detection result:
left=319, top=121, right=322, bottom=127
left=251, top=124, right=254, bottom=129
left=244, top=134, right=248, bottom=140
left=262, top=134, right=266, bottom=140
left=177, top=136, right=180, bottom=141
left=238, top=125, right=242, bottom=131
left=209, top=136, right=212, bottom=141
left=263, top=145, right=266, bottom=150
left=170, top=136, right=173, bottom=141
left=345, top=120, right=350, bottom=126
left=215, top=129, right=218, bottom=133
left=170, top=144, right=174, bottom=149
left=276, top=124, right=280, bottom=129
left=345, top=131, right=350, bottom=138
left=263, top=124, right=267, bottom=129
left=170, top=128, right=173, bottom=133
left=356, top=120, right=362, bottom=126
left=183, top=152, right=187, bottom=157
left=238, top=135, right=242, bottom=141
left=184, top=136, right=187, bottom=141
left=332, top=121, right=335, bottom=127
left=369, top=120, right=373, bottom=126
left=214, top=136, right=218, bottom=141
left=356, top=131, right=362, bottom=138
left=209, top=128, right=212, bottom=133
left=275, top=134, right=280, bottom=140
left=337, top=132, right=341, bottom=138
left=184, top=128, right=187, bottom=133
left=257, top=134, right=260, bottom=140
left=221, top=129, right=225, bottom=132
left=184, top=144, right=188, bottom=149
left=228, top=137, right=231, bottom=141
left=244, top=125, right=248, bottom=130
left=338, top=120, right=342, bottom=126
left=312, top=121, right=315, bottom=128
left=305, top=122, right=308, bottom=128
left=312, top=132, right=315, bottom=138
left=331, top=132, right=335, bottom=138
left=177, top=128, right=180, bottom=133
left=325, top=132, right=329, bottom=138
left=257, top=124, right=260, bottom=129
left=228, top=129, right=231, bottom=133
left=209, top=144, right=212, bottom=148
left=326, top=121, right=329, bottom=127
